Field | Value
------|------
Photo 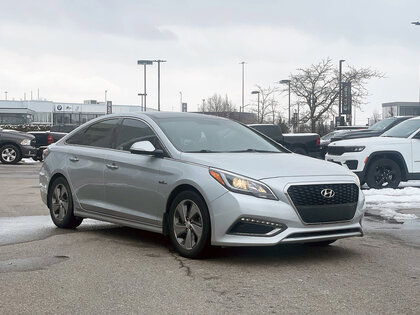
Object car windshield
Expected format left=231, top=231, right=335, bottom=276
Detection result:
left=153, top=115, right=286, bottom=153
left=368, top=117, right=398, bottom=131
left=381, top=119, right=420, bottom=138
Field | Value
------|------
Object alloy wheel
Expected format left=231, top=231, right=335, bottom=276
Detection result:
left=51, top=184, right=69, bottom=221
left=2, top=148, right=16, bottom=163
left=173, top=199, right=203, bottom=250
left=374, top=165, right=397, bottom=187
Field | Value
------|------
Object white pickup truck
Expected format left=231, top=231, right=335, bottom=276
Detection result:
left=325, top=116, right=420, bottom=189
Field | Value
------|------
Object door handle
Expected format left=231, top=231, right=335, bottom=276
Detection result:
left=106, top=163, right=119, bottom=170
left=69, top=156, right=79, bottom=162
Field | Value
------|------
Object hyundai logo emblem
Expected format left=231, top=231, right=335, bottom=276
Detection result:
left=320, top=188, right=335, bottom=198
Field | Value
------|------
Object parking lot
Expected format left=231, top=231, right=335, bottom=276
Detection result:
left=1, top=162, right=419, bottom=314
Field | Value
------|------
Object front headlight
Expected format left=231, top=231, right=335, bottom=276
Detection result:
left=20, top=139, right=31, bottom=146
left=345, top=146, right=365, bottom=152
left=209, top=168, right=278, bottom=200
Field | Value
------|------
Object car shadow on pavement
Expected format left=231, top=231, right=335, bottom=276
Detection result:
left=79, top=224, right=361, bottom=264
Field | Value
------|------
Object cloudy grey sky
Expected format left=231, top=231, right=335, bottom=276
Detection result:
left=0, top=0, right=419, bottom=123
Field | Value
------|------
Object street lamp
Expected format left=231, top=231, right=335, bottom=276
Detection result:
left=179, top=91, right=183, bottom=112
left=4, top=91, right=7, bottom=100
left=137, top=60, right=153, bottom=112
left=251, top=90, right=260, bottom=122
left=202, top=98, right=205, bottom=113
left=338, top=59, right=346, bottom=125
left=239, top=61, right=246, bottom=112
left=138, top=93, right=146, bottom=111
left=153, top=60, right=166, bottom=111
left=278, top=80, right=291, bottom=125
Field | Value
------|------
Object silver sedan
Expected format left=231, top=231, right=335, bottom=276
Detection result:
left=40, top=112, right=365, bottom=258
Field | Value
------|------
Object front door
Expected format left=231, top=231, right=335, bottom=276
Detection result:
left=104, top=118, right=165, bottom=227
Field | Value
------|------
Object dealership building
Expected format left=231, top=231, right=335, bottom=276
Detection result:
left=382, top=101, right=420, bottom=118
left=0, top=99, right=151, bottom=126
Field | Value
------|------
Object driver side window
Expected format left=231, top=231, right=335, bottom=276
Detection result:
left=115, top=118, right=161, bottom=151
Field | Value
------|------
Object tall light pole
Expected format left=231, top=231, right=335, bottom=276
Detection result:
left=138, top=93, right=146, bottom=111
left=4, top=91, right=7, bottom=100
left=105, top=90, right=107, bottom=104
left=412, top=22, right=420, bottom=108
left=338, top=59, right=345, bottom=124
left=179, top=91, right=183, bottom=112
left=239, top=61, right=246, bottom=112
left=202, top=99, right=205, bottom=113
left=251, top=90, right=260, bottom=122
left=279, top=80, right=291, bottom=125
left=137, top=60, right=153, bottom=112
left=154, top=60, right=166, bottom=111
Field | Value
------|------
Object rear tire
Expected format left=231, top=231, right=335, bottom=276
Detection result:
left=366, top=158, right=401, bottom=189
left=0, top=144, right=21, bottom=164
left=168, top=190, right=211, bottom=259
left=48, top=177, right=83, bottom=229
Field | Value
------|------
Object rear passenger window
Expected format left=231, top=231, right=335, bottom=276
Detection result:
left=67, top=119, right=119, bottom=148
left=115, top=119, right=161, bottom=151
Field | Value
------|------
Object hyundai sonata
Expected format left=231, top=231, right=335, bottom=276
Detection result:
left=40, top=112, right=366, bottom=258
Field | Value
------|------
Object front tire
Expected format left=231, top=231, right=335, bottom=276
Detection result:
left=168, top=190, right=211, bottom=259
left=0, top=144, right=21, bottom=164
left=366, top=158, right=401, bottom=189
left=48, top=177, right=83, bottom=229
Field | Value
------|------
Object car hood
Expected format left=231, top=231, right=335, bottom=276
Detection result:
left=329, top=136, right=408, bottom=147
left=0, top=129, right=34, bottom=139
left=180, top=152, right=355, bottom=180
left=341, top=130, right=381, bottom=139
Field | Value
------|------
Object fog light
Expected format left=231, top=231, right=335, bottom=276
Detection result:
left=228, top=217, right=287, bottom=236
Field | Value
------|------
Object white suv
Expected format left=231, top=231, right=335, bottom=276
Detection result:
left=325, top=117, right=420, bottom=189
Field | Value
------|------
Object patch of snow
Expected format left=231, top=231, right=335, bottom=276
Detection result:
left=21, top=158, right=39, bottom=164
left=364, top=187, right=420, bottom=222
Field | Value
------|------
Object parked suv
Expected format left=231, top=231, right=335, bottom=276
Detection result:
left=325, top=117, right=420, bottom=189
left=330, top=116, right=411, bottom=142
left=40, top=113, right=365, bottom=258
left=0, top=128, right=37, bottom=164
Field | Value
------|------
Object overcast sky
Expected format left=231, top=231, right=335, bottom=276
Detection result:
left=0, top=0, right=419, bottom=124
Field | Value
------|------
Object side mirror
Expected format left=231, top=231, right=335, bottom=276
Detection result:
left=130, top=141, right=164, bottom=157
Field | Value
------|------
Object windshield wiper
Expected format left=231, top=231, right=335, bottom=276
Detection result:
left=186, top=149, right=219, bottom=153
left=230, top=149, right=280, bottom=153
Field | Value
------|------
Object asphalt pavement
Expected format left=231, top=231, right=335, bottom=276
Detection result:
left=0, top=162, right=419, bottom=314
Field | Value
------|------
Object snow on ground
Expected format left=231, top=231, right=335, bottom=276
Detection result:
left=364, top=184, right=420, bottom=222
left=20, top=158, right=39, bottom=164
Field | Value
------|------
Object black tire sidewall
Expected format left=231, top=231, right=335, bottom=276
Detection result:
left=168, top=190, right=211, bottom=259
left=48, top=177, right=82, bottom=228
left=0, top=144, right=21, bottom=164
left=366, top=158, right=401, bottom=189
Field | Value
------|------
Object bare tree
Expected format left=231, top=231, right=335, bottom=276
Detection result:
left=370, top=109, right=381, bottom=125
left=200, top=93, right=236, bottom=112
left=285, top=58, right=383, bottom=132
left=251, top=85, right=279, bottom=123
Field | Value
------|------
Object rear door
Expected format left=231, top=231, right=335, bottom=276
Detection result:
left=103, top=118, right=165, bottom=227
left=65, top=118, right=120, bottom=212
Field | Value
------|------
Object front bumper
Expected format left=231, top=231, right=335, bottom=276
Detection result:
left=21, top=145, right=37, bottom=158
left=208, top=178, right=366, bottom=246
left=325, top=152, right=367, bottom=173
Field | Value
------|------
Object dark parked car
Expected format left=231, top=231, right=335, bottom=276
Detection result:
left=29, top=131, right=67, bottom=161
left=330, top=116, right=412, bottom=142
left=0, top=128, right=37, bottom=164
left=249, top=124, right=320, bottom=156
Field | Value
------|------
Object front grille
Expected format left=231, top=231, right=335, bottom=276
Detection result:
left=287, top=184, right=359, bottom=224
left=327, top=146, right=345, bottom=156
left=31, top=139, right=37, bottom=146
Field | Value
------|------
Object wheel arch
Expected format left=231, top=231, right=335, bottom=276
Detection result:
left=365, top=151, right=409, bottom=181
left=0, top=142, right=22, bottom=155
